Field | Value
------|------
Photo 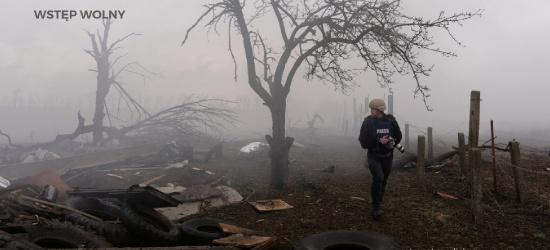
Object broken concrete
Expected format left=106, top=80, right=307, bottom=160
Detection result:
left=156, top=185, right=243, bottom=221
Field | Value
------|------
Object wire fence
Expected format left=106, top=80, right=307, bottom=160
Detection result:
left=394, top=114, right=550, bottom=214
left=466, top=145, right=549, bottom=214
left=392, top=114, right=550, bottom=156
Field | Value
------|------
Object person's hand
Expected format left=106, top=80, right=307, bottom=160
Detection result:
left=379, top=135, right=389, bottom=145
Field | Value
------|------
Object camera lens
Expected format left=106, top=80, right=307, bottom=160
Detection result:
left=395, top=144, right=405, bottom=153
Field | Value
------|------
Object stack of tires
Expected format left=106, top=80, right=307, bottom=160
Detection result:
left=61, top=196, right=239, bottom=247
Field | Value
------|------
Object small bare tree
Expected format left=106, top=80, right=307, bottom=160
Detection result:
left=183, top=0, right=481, bottom=189
left=84, top=20, right=153, bottom=144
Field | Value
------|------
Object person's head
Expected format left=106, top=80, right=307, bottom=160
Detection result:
left=369, top=99, right=386, bottom=118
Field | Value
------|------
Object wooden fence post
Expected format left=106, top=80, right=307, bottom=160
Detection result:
left=470, top=148, right=483, bottom=225
left=458, top=132, right=467, bottom=178
left=490, top=120, right=498, bottom=194
left=509, top=141, right=526, bottom=203
left=468, top=91, right=481, bottom=149
left=417, top=135, right=426, bottom=192
left=467, top=90, right=480, bottom=183
left=427, top=127, right=433, bottom=160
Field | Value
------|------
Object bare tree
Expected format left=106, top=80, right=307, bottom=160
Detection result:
left=84, top=20, right=152, bottom=144
left=184, top=0, right=481, bottom=189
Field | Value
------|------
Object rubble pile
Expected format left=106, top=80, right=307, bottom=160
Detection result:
left=0, top=183, right=276, bottom=249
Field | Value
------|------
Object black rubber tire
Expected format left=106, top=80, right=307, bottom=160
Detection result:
left=23, top=220, right=113, bottom=249
left=0, top=233, right=43, bottom=250
left=62, top=196, right=134, bottom=247
left=180, top=218, right=235, bottom=245
left=292, top=230, right=402, bottom=250
left=120, top=200, right=181, bottom=246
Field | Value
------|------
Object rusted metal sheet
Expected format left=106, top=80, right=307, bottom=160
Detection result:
left=0, top=141, right=167, bottom=180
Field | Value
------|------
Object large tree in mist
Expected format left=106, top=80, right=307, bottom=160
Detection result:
left=183, top=0, right=481, bottom=189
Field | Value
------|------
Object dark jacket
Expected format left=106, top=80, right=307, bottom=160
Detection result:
left=358, top=114, right=402, bottom=153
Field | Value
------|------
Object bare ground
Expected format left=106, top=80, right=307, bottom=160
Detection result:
left=62, top=131, right=550, bottom=249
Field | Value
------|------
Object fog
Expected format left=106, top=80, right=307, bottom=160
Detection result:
left=2, top=0, right=550, bottom=149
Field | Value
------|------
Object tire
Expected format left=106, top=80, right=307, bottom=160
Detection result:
left=292, top=230, right=402, bottom=250
left=23, top=220, right=113, bottom=249
left=62, top=196, right=134, bottom=247
left=120, top=200, right=181, bottom=246
left=180, top=218, right=234, bottom=245
left=0, top=233, right=43, bottom=250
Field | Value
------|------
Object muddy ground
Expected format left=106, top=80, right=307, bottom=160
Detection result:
left=60, top=131, right=550, bottom=249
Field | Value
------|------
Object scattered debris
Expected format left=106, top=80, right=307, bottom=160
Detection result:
left=10, top=171, right=71, bottom=201
left=0, top=141, right=167, bottom=180
left=240, top=142, right=269, bottom=153
left=217, top=222, right=276, bottom=249
left=140, top=173, right=166, bottom=186
left=39, top=184, right=59, bottom=202
left=249, top=199, right=293, bottom=212
left=403, top=162, right=416, bottom=168
left=106, top=173, right=123, bottom=179
left=219, top=222, right=272, bottom=236
left=213, top=234, right=273, bottom=248
left=156, top=140, right=184, bottom=159
left=0, top=176, right=10, bottom=188
left=351, top=196, right=365, bottom=201
left=165, top=160, right=189, bottom=170
left=22, top=148, right=60, bottom=163
left=157, top=185, right=243, bottom=221
left=154, top=183, right=186, bottom=194
left=436, top=214, right=453, bottom=224
left=436, top=192, right=458, bottom=200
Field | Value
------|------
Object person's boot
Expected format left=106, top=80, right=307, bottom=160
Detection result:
left=372, top=206, right=383, bottom=220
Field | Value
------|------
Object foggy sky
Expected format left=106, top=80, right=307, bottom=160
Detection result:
left=1, top=0, right=550, bottom=145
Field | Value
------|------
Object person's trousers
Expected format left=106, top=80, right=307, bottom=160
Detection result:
left=367, top=153, right=393, bottom=209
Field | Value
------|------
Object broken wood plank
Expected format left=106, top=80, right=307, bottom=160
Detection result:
left=436, top=192, right=459, bottom=200
left=140, top=174, right=166, bottom=186
left=219, top=223, right=272, bottom=236
left=248, top=199, right=293, bottom=212
left=106, top=173, right=123, bottom=179
left=393, top=150, right=459, bottom=170
left=212, top=234, right=273, bottom=248
left=251, top=236, right=278, bottom=250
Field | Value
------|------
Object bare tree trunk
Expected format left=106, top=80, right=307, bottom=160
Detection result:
left=87, top=20, right=113, bottom=144
left=93, top=69, right=110, bottom=144
left=265, top=98, right=293, bottom=189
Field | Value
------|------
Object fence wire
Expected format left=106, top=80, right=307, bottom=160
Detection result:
left=478, top=150, right=550, bottom=213
left=393, top=115, right=550, bottom=214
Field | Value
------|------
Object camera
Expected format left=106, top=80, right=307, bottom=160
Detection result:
left=386, top=136, right=405, bottom=153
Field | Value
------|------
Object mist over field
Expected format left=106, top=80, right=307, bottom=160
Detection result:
left=1, top=0, right=550, bottom=150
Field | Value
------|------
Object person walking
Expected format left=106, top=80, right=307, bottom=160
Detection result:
left=358, top=99, right=402, bottom=220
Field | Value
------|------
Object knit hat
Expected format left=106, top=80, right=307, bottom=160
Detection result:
left=369, top=99, right=386, bottom=112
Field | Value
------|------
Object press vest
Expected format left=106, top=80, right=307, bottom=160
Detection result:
left=370, top=115, right=394, bottom=153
